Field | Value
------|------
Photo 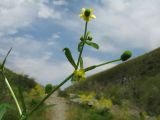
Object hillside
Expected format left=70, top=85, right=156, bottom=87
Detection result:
left=0, top=67, right=36, bottom=102
left=0, top=66, right=46, bottom=120
left=66, top=47, right=160, bottom=116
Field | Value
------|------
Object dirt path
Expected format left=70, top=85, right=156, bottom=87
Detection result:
left=45, top=93, right=68, bottom=120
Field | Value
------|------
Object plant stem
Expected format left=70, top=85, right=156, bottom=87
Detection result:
left=96, top=58, right=121, bottom=67
left=76, top=21, right=88, bottom=69
left=28, top=73, right=73, bottom=116
left=2, top=73, right=22, bottom=116
left=84, top=58, right=121, bottom=72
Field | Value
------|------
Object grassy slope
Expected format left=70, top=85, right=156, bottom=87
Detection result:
left=67, top=47, right=160, bottom=116
left=0, top=67, right=36, bottom=103
left=0, top=67, right=48, bottom=120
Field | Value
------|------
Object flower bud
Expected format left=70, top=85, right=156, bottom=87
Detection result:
left=121, top=50, right=132, bottom=61
left=87, top=36, right=93, bottom=41
left=84, top=9, right=91, bottom=17
left=45, top=84, right=53, bottom=94
left=80, top=36, right=84, bottom=41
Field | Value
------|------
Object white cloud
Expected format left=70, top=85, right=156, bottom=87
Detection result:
left=9, top=56, right=74, bottom=85
left=53, top=0, right=68, bottom=6
left=0, top=35, right=50, bottom=58
left=0, top=33, right=78, bottom=88
left=0, top=34, right=73, bottom=86
left=92, top=0, right=160, bottom=52
left=38, top=3, right=61, bottom=19
left=47, top=33, right=61, bottom=46
left=0, top=0, right=65, bottom=35
left=0, top=0, right=36, bottom=35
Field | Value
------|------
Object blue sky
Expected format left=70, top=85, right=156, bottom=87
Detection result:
left=0, top=0, right=160, bottom=87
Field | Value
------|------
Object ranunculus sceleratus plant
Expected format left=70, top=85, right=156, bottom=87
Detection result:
left=0, top=8, right=132, bottom=120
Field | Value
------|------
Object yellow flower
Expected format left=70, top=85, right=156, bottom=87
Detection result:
left=79, top=92, right=96, bottom=104
left=79, top=8, right=96, bottom=22
left=72, top=69, right=86, bottom=81
left=93, top=97, right=112, bottom=110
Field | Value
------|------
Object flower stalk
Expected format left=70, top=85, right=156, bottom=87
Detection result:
left=76, top=21, right=88, bottom=69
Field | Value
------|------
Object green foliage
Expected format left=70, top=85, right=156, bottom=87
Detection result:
left=45, top=84, right=53, bottom=94
left=67, top=103, right=113, bottom=120
left=18, top=87, right=26, bottom=115
left=66, top=48, right=160, bottom=117
left=63, top=48, right=77, bottom=69
left=1, top=48, right=12, bottom=72
left=0, top=67, right=37, bottom=119
left=0, top=103, right=15, bottom=120
left=86, top=41, right=99, bottom=49
left=28, top=84, right=45, bottom=107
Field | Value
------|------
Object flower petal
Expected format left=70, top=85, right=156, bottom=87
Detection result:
left=81, top=8, right=85, bottom=13
left=79, top=14, right=83, bottom=18
left=91, top=15, right=96, bottom=19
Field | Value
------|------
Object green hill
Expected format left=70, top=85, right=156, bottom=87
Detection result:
left=66, top=47, right=160, bottom=117
left=0, top=67, right=36, bottom=102
left=0, top=67, right=47, bottom=120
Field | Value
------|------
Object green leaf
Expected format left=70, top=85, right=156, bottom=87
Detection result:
left=18, top=87, right=26, bottom=114
left=78, top=42, right=84, bottom=52
left=86, top=41, right=99, bottom=49
left=80, top=57, right=83, bottom=69
left=0, top=105, right=6, bottom=120
left=1, top=48, right=12, bottom=72
left=0, top=103, right=15, bottom=120
left=63, top=48, right=76, bottom=69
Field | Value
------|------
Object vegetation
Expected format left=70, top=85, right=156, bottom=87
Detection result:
left=67, top=103, right=114, bottom=120
left=0, top=66, right=49, bottom=120
left=66, top=47, right=160, bottom=119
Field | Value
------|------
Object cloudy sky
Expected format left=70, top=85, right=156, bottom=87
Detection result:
left=0, top=0, right=160, bottom=87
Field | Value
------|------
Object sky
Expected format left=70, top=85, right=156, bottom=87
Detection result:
left=0, top=0, right=160, bottom=87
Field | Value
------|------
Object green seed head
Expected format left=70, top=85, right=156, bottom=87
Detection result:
left=84, top=9, right=91, bottom=17
left=121, top=50, right=132, bottom=61
left=45, top=84, right=53, bottom=94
